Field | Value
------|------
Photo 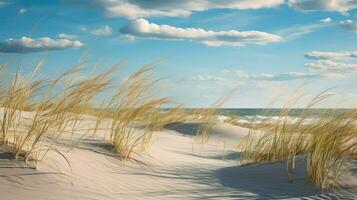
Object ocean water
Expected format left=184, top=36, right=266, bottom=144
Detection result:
left=215, top=108, right=354, bottom=124
left=217, top=108, right=351, bottom=117
left=164, top=108, right=355, bottom=124
left=176, top=108, right=354, bottom=124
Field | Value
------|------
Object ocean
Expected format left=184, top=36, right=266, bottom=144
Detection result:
left=216, top=108, right=354, bottom=124
left=217, top=108, right=351, bottom=117
left=178, top=108, right=355, bottom=124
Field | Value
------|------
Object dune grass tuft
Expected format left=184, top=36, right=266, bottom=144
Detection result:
left=100, top=65, right=171, bottom=159
left=239, top=90, right=357, bottom=191
left=0, top=64, right=112, bottom=166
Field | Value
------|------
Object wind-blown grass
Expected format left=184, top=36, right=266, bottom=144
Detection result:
left=239, top=90, right=357, bottom=191
left=95, top=65, right=171, bottom=159
left=0, top=58, right=243, bottom=174
left=0, top=64, right=112, bottom=166
left=0, top=61, right=195, bottom=163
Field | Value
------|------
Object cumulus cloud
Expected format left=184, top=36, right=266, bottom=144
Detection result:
left=288, top=0, right=357, bottom=13
left=64, top=0, right=284, bottom=18
left=120, top=18, right=282, bottom=47
left=18, top=8, right=27, bottom=14
left=90, top=25, right=113, bottom=36
left=0, top=36, right=83, bottom=53
left=58, top=33, right=78, bottom=39
left=305, top=51, right=357, bottom=61
left=340, top=19, right=357, bottom=33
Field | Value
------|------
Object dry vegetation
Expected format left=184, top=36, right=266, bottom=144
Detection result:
left=0, top=61, right=355, bottom=194
left=0, top=61, right=227, bottom=164
left=0, top=63, right=112, bottom=165
left=0, top=62, right=182, bottom=164
left=1, top=58, right=236, bottom=165
left=103, top=65, right=171, bottom=159
left=239, top=91, right=357, bottom=192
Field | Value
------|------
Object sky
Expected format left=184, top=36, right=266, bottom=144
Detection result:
left=0, top=0, right=357, bottom=108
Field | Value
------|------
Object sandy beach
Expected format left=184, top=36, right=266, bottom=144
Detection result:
left=0, top=113, right=355, bottom=200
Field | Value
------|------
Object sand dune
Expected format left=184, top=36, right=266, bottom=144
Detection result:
left=0, top=118, right=356, bottom=200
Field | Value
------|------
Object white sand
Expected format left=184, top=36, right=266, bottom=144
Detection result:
left=0, top=116, right=356, bottom=200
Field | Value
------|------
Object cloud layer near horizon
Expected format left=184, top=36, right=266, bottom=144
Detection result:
left=288, top=0, right=357, bottom=13
left=305, top=51, right=357, bottom=61
left=0, top=36, right=83, bottom=53
left=305, top=50, right=357, bottom=77
left=235, top=70, right=322, bottom=81
left=120, top=18, right=282, bottom=47
left=64, top=0, right=284, bottom=18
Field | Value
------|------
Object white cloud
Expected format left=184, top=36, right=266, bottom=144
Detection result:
left=320, top=17, right=332, bottom=23
left=90, top=25, right=113, bottom=36
left=288, top=0, right=357, bottom=13
left=340, top=19, right=357, bottom=33
left=18, top=8, right=27, bottom=14
left=259, top=72, right=321, bottom=80
left=58, top=33, right=78, bottom=40
left=120, top=18, right=282, bottom=47
left=235, top=69, right=322, bottom=81
left=305, top=51, right=357, bottom=61
left=64, top=0, right=284, bottom=18
left=305, top=50, right=357, bottom=78
left=191, top=75, right=227, bottom=81
left=240, top=71, right=322, bottom=81
left=305, top=59, right=357, bottom=77
left=0, top=36, right=83, bottom=53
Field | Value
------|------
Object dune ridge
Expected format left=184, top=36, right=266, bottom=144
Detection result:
left=1, top=114, right=355, bottom=200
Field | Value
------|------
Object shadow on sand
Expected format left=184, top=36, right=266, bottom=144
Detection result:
left=214, top=161, right=350, bottom=199
left=120, top=158, right=354, bottom=199
left=164, top=122, right=206, bottom=136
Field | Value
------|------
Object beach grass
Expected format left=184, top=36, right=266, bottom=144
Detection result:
left=91, top=65, right=171, bottom=159
left=0, top=62, right=195, bottom=162
left=1, top=60, right=355, bottom=194
left=239, top=90, right=357, bottom=191
left=0, top=63, right=112, bottom=166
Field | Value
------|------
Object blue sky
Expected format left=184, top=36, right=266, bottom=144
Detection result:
left=0, top=0, right=357, bottom=108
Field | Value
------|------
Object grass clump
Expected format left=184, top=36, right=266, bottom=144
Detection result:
left=0, top=64, right=112, bottom=166
left=240, top=90, right=357, bottom=191
left=305, top=110, right=357, bottom=190
left=0, top=61, right=188, bottom=163
left=103, top=65, right=171, bottom=159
